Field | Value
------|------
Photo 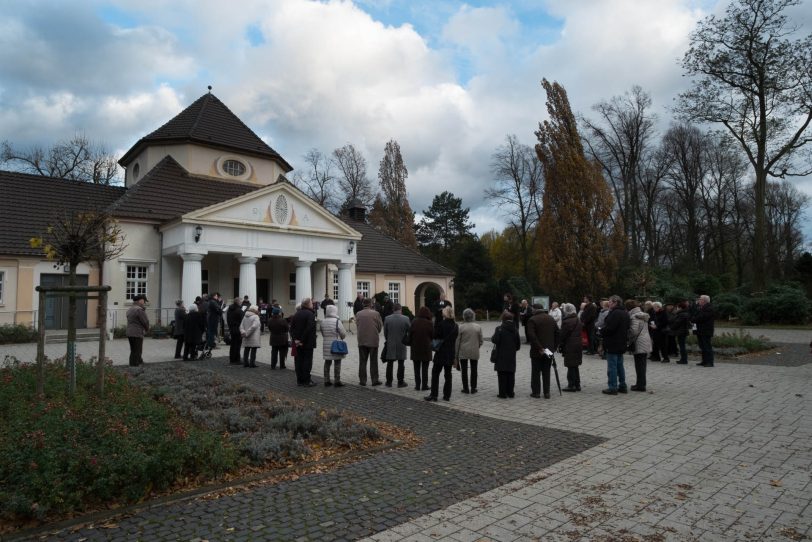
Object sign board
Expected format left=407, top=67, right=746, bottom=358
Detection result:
left=531, top=296, right=550, bottom=310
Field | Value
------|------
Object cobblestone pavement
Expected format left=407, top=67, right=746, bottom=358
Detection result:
left=5, top=322, right=811, bottom=541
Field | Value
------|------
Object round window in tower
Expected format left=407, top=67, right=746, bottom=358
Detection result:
left=222, top=159, right=246, bottom=177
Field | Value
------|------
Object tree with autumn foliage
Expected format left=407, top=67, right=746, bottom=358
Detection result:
left=368, top=139, right=417, bottom=249
left=535, top=79, right=624, bottom=300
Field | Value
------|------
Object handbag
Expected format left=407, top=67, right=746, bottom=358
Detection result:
left=431, top=338, right=444, bottom=352
left=401, top=329, right=411, bottom=346
left=627, top=325, right=644, bottom=353
left=330, top=319, right=348, bottom=355
left=290, top=341, right=298, bottom=357
left=380, top=341, right=388, bottom=362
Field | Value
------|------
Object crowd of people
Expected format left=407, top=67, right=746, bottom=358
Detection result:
left=127, top=289, right=716, bottom=400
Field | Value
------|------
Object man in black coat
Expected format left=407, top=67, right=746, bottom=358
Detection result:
left=206, top=293, right=223, bottom=349
left=226, top=297, right=244, bottom=365
left=692, top=295, right=715, bottom=367
left=580, top=295, right=598, bottom=355
left=525, top=305, right=559, bottom=399
left=353, top=292, right=364, bottom=316
left=600, top=295, right=630, bottom=395
left=289, top=298, right=317, bottom=386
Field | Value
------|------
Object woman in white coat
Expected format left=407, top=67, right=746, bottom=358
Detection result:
left=319, top=304, right=347, bottom=386
left=240, top=305, right=261, bottom=368
left=626, top=299, right=653, bottom=391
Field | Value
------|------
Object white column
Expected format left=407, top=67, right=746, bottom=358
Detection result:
left=337, top=263, right=354, bottom=321
left=295, top=260, right=313, bottom=305
left=181, top=253, right=205, bottom=308
left=238, top=256, right=258, bottom=305
left=312, top=263, right=327, bottom=301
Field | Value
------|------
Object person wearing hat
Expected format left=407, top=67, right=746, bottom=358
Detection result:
left=126, top=294, right=150, bottom=366
left=526, top=303, right=559, bottom=399
left=268, top=306, right=289, bottom=369
left=240, top=305, right=261, bottom=368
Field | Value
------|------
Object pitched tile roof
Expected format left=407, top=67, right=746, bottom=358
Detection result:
left=342, top=217, right=454, bottom=276
left=118, top=92, right=293, bottom=172
left=0, top=170, right=125, bottom=256
left=109, top=156, right=261, bottom=221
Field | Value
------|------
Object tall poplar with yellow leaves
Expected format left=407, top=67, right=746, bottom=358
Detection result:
left=535, top=79, right=624, bottom=300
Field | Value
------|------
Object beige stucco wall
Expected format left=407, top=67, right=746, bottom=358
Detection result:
left=104, top=222, right=161, bottom=325
left=354, top=273, right=453, bottom=312
left=0, top=259, right=24, bottom=325
left=125, top=144, right=286, bottom=188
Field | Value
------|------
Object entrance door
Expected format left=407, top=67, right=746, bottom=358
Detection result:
left=41, top=274, right=89, bottom=330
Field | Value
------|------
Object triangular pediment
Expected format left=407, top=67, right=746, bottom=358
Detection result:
left=181, top=182, right=361, bottom=239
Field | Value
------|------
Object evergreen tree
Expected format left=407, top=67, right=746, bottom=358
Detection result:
left=368, top=139, right=417, bottom=248
left=535, top=79, right=624, bottom=300
left=415, top=191, right=475, bottom=267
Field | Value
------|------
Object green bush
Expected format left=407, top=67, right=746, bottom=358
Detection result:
left=714, top=292, right=745, bottom=320
left=0, top=358, right=238, bottom=521
left=740, top=283, right=811, bottom=325
left=686, top=331, right=774, bottom=353
left=112, top=325, right=127, bottom=339
left=0, top=324, right=38, bottom=344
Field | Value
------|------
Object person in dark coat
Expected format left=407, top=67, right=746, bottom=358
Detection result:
left=410, top=306, right=434, bottom=391
left=206, top=293, right=223, bottom=349
left=172, top=300, right=186, bottom=359
left=653, top=302, right=671, bottom=363
left=503, top=293, right=521, bottom=327
left=289, top=298, right=318, bottom=386
left=183, top=303, right=206, bottom=360
left=321, top=293, right=335, bottom=317
left=383, top=303, right=411, bottom=387
left=425, top=305, right=458, bottom=401
left=669, top=300, right=691, bottom=364
left=692, top=295, right=715, bottom=367
left=491, top=311, right=521, bottom=398
left=258, top=298, right=270, bottom=333
left=268, top=307, right=289, bottom=369
left=559, top=303, right=583, bottom=391
left=353, top=292, right=364, bottom=316
left=126, top=294, right=150, bottom=366
left=525, top=304, right=559, bottom=399
left=226, top=297, right=244, bottom=365
left=601, top=295, right=630, bottom=395
left=580, top=295, right=598, bottom=355
left=434, top=292, right=452, bottom=333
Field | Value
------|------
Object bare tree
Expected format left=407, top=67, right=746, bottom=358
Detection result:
left=676, top=0, right=812, bottom=290
left=2, top=134, right=119, bottom=185
left=332, top=143, right=375, bottom=212
left=487, top=134, right=543, bottom=284
left=292, top=148, right=339, bottom=212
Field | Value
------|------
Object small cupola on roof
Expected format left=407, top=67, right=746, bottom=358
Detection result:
left=346, top=199, right=367, bottom=221
left=119, top=87, right=293, bottom=187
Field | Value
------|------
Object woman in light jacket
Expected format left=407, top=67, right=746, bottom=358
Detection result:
left=319, top=304, right=347, bottom=386
left=240, top=305, right=261, bottom=368
left=455, top=308, right=483, bottom=394
left=626, top=299, right=652, bottom=391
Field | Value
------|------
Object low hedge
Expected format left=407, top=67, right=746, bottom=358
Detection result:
left=685, top=331, right=774, bottom=356
left=0, top=324, right=37, bottom=345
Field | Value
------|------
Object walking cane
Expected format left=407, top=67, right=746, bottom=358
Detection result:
left=545, top=349, right=563, bottom=396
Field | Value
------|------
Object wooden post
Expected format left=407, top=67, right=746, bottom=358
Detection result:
left=36, top=287, right=47, bottom=399
left=97, top=288, right=108, bottom=396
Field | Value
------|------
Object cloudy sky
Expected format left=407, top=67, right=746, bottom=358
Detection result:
left=1, top=0, right=810, bottom=236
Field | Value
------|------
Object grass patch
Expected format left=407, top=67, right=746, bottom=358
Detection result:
left=686, top=331, right=775, bottom=356
left=1, top=360, right=401, bottom=531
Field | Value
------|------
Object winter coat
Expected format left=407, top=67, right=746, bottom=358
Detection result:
left=491, top=320, right=520, bottom=373
left=383, top=313, right=411, bottom=361
left=549, top=307, right=562, bottom=329
left=628, top=307, right=652, bottom=354
left=692, top=304, right=715, bottom=336
left=240, top=311, right=261, bottom=348
left=526, top=310, right=559, bottom=361
left=320, top=305, right=347, bottom=360
left=356, top=308, right=383, bottom=347
left=601, top=306, right=630, bottom=354
left=289, top=308, right=317, bottom=349
left=207, top=298, right=222, bottom=328
left=226, top=303, right=244, bottom=332
left=580, top=303, right=598, bottom=328
left=654, top=309, right=670, bottom=336
left=559, top=314, right=583, bottom=368
left=410, top=316, right=434, bottom=362
left=454, top=321, right=483, bottom=361
left=595, top=308, right=610, bottom=332
left=126, top=305, right=149, bottom=338
left=669, top=309, right=691, bottom=337
left=268, top=315, right=290, bottom=347
left=184, top=310, right=205, bottom=345
left=353, top=297, right=364, bottom=315
left=173, top=307, right=186, bottom=337
left=433, top=317, right=459, bottom=367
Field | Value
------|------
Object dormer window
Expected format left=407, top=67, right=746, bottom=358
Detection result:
left=223, top=159, right=246, bottom=177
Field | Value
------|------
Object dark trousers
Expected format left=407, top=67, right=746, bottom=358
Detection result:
left=697, top=335, right=714, bottom=365
left=413, top=360, right=430, bottom=390
left=242, top=347, right=258, bottom=367
left=430, top=362, right=452, bottom=399
left=324, top=359, right=342, bottom=382
left=229, top=330, right=242, bottom=364
left=657, top=333, right=671, bottom=361
left=677, top=334, right=688, bottom=363
left=531, top=357, right=552, bottom=396
left=497, top=371, right=515, bottom=397
left=649, top=331, right=661, bottom=360
left=587, top=325, right=598, bottom=354
left=460, top=359, right=478, bottom=391
left=206, top=325, right=217, bottom=348
left=358, top=346, right=379, bottom=384
left=271, top=345, right=288, bottom=368
left=566, top=366, right=581, bottom=389
left=128, top=337, right=143, bottom=366
left=174, top=336, right=184, bottom=358
left=295, top=347, right=314, bottom=383
left=183, top=341, right=198, bottom=360
left=633, top=353, right=647, bottom=388
left=385, top=359, right=405, bottom=384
